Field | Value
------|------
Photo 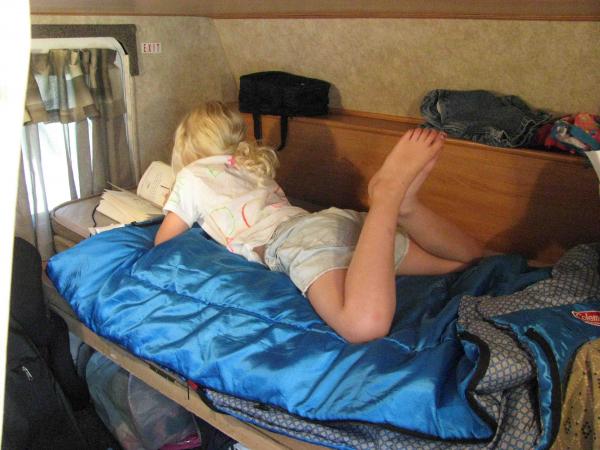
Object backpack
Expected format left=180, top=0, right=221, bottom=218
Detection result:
left=2, top=237, right=88, bottom=449
left=3, top=322, right=87, bottom=449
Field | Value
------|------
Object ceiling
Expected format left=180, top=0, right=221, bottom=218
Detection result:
left=29, top=0, right=600, bottom=21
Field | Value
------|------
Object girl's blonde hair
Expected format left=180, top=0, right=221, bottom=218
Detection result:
left=171, top=101, right=278, bottom=179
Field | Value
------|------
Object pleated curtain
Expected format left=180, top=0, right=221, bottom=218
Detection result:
left=19, top=48, right=134, bottom=258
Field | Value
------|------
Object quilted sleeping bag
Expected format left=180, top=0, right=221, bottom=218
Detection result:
left=47, top=223, right=556, bottom=442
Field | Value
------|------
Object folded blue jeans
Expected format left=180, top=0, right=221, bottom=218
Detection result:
left=421, top=89, right=552, bottom=148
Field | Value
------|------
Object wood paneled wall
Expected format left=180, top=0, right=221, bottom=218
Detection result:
left=244, top=111, right=600, bottom=264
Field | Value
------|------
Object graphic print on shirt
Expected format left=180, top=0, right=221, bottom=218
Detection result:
left=206, top=166, right=222, bottom=178
left=164, top=156, right=307, bottom=264
left=241, top=198, right=263, bottom=228
left=268, top=187, right=288, bottom=210
left=209, top=206, right=236, bottom=238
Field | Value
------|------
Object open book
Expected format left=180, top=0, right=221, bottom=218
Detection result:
left=96, top=161, right=175, bottom=224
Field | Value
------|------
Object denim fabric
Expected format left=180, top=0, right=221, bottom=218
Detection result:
left=421, top=89, right=552, bottom=148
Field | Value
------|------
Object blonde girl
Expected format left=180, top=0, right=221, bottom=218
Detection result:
left=156, top=101, right=484, bottom=343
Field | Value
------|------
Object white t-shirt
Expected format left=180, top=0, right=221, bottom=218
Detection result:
left=163, top=155, right=307, bottom=264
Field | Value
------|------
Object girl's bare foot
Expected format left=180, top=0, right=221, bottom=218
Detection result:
left=398, top=151, right=440, bottom=217
left=368, top=128, right=445, bottom=207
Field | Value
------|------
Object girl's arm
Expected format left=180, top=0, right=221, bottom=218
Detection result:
left=154, top=211, right=189, bottom=246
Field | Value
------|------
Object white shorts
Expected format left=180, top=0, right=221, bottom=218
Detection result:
left=264, top=207, right=410, bottom=295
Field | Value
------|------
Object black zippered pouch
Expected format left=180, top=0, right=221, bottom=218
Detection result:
left=239, top=71, right=330, bottom=150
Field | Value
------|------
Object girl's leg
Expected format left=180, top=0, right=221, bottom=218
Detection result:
left=397, top=238, right=475, bottom=275
left=397, top=206, right=484, bottom=267
left=307, top=129, right=445, bottom=343
left=395, top=139, right=485, bottom=265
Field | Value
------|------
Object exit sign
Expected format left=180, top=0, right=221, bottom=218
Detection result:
left=142, top=42, right=162, bottom=54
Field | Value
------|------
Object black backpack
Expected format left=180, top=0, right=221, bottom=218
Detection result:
left=2, top=238, right=88, bottom=449
left=3, top=323, right=87, bottom=449
left=239, top=71, right=330, bottom=151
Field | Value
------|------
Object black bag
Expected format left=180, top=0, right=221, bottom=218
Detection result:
left=239, top=71, right=330, bottom=151
left=3, top=322, right=87, bottom=449
left=2, top=238, right=89, bottom=449
left=9, top=237, right=89, bottom=409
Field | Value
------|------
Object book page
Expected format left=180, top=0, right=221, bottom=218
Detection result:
left=97, top=189, right=163, bottom=224
left=137, top=161, right=175, bottom=207
left=96, top=199, right=133, bottom=224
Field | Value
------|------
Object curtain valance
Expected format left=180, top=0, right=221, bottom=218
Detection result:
left=25, top=48, right=126, bottom=124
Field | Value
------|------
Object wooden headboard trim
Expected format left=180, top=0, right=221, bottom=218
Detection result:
left=242, top=110, right=600, bottom=264
left=293, top=109, right=583, bottom=164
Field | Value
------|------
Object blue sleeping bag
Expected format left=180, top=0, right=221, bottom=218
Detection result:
left=47, top=224, right=550, bottom=442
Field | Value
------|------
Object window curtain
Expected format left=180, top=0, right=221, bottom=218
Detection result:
left=19, top=48, right=134, bottom=259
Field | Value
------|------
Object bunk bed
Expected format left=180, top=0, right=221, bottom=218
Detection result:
left=42, top=112, right=600, bottom=449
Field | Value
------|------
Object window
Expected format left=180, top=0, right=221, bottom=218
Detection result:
left=21, top=37, right=138, bottom=257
